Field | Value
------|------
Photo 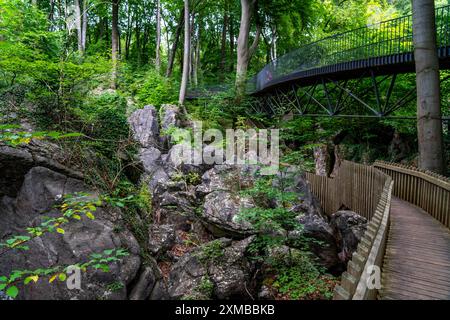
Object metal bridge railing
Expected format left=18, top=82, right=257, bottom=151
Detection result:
left=248, top=4, right=450, bottom=94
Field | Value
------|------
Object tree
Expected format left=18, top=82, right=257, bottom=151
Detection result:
left=166, top=9, right=184, bottom=78
left=235, top=0, right=260, bottom=98
left=82, top=0, right=88, bottom=52
left=75, top=0, right=83, bottom=53
left=156, top=0, right=161, bottom=73
left=178, top=0, right=190, bottom=106
left=412, top=0, right=445, bottom=174
left=111, top=0, right=120, bottom=89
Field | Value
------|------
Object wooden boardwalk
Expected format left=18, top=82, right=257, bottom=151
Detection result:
left=380, top=197, right=450, bottom=300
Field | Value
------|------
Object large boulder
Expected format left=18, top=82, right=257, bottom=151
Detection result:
left=167, top=237, right=255, bottom=300
left=330, top=210, right=367, bottom=263
left=129, top=257, right=166, bottom=300
left=0, top=142, right=83, bottom=198
left=160, top=104, right=180, bottom=150
left=202, top=191, right=255, bottom=238
left=128, top=105, right=161, bottom=149
left=148, top=223, right=176, bottom=256
left=274, top=171, right=341, bottom=271
left=196, top=164, right=259, bottom=196
left=0, top=164, right=142, bottom=300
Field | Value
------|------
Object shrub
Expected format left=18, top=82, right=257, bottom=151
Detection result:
left=134, top=69, right=177, bottom=107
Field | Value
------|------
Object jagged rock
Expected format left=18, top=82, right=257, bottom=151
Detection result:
left=148, top=224, right=176, bottom=256
left=139, top=147, right=162, bottom=174
left=129, top=266, right=157, bottom=300
left=0, top=143, right=83, bottom=198
left=202, top=191, right=255, bottom=238
left=258, top=285, right=273, bottom=300
left=0, top=166, right=141, bottom=300
left=128, top=256, right=165, bottom=301
left=160, top=104, right=180, bottom=149
left=160, top=104, right=180, bottom=132
left=330, top=210, right=367, bottom=262
left=196, top=164, right=259, bottom=196
left=149, top=279, right=169, bottom=300
left=208, top=236, right=255, bottom=299
left=271, top=171, right=341, bottom=270
left=167, top=237, right=255, bottom=300
left=128, top=105, right=161, bottom=148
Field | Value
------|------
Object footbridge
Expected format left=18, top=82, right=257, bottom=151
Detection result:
left=305, top=161, right=450, bottom=300
left=189, top=5, right=450, bottom=120
left=247, top=5, right=450, bottom=119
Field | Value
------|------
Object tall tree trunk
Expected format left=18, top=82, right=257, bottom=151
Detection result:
left=220, top=6, right=228, bottom=81
left=195, top=22, right=201, bottom=86
left=125, top=4, right=132, bottom=59
left=189, top=13, right=195, bottom=84
left=229, top=12, right=234, bottom=72
left=81, top=0, right=88, bottom=52
left=156, top=0, right=161, bottom=73
left=179, top=0, right=190, bottom=106
left=75, top=0, right=83, bottom=53
left=111, top=0, right=120, bottom=89
left=235, top=0, right=260, bottom=98
left=166, top=9, right=184, bottom=78
left=412, top=0, right=444, bottom=174
left=48, top=0, right=55, bottom=28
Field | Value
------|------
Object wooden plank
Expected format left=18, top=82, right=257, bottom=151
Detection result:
left=380, top=197, right=450, bottom=300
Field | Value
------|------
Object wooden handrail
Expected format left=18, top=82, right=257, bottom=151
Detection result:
left=307, top=160, right=449, bottom=300
left=305, top=161, right=393, bottom=300
left=374, top=160, right=450, bottom=229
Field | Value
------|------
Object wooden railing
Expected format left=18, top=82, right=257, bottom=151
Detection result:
left=374, top=161, right=450, bottom=228
left=305, top=160, right=393, bottom=300
left=305, top=161, right=390, bottom=220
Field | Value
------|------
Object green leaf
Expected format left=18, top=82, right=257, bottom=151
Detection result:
left=24, top=275, right=39, bottom=285
left=85, top=212, right=95, bottom=220
left=6, top=286, right=19, bottom=299
left=56, top=228, right=65, bottom=234
left=58, top=273, right=67, bottom=282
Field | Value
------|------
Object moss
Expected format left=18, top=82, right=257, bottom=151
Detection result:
left=197, top=240, right=224, bottom=264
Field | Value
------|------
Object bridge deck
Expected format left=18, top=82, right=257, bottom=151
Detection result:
left=380, top=197, right=450, bottom=300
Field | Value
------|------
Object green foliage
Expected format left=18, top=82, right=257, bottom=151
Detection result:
left=0, top=248, right=129, bottom=299
left=133, top=69, right=177, bottom=107
left=0, top=124, right=82, bottom=147
left=237, top=173, right=302, bottom=252
left=268, top=249, right=335, bottom=300
left=0, top=192, right=102, bottom=256
left=181, top=276, right=214, bottom=300
left=0, top=191, right=129, bottom=299
left=197, top=240, right=225, bottom=264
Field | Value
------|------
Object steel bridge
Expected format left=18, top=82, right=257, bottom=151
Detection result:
left=246, top=5, right=450, bottom=119
left=188, top=5, right=450, bottom=120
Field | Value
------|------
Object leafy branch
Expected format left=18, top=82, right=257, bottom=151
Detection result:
left=0, top=248, right=129, bottom=299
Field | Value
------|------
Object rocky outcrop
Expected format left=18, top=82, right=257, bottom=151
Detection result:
left=148, top=224, right=176, bottom=256
left=330, top=210, right=367, bottom=263
left=202, top=191, right=255, bottom=238
left=167, top=237, right=255, bottom=300
left=0, top=164, right=142, bottom=300
left=128, top=257, right=167, bottom=300
left=0, top=141, right=83, bottom=198
left=128, top=105, right=161, bottom=149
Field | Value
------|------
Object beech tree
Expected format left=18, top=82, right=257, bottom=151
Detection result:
left=412, top=0, right=445, bottom=174
left=111, top=0, right=120, bottom=89
left=178, top=0, right=190, bottom=106
left=235, top=0, right=260, bottom=98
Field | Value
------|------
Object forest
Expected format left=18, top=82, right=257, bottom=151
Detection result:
left=0, top=0, right=449, bottom=302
